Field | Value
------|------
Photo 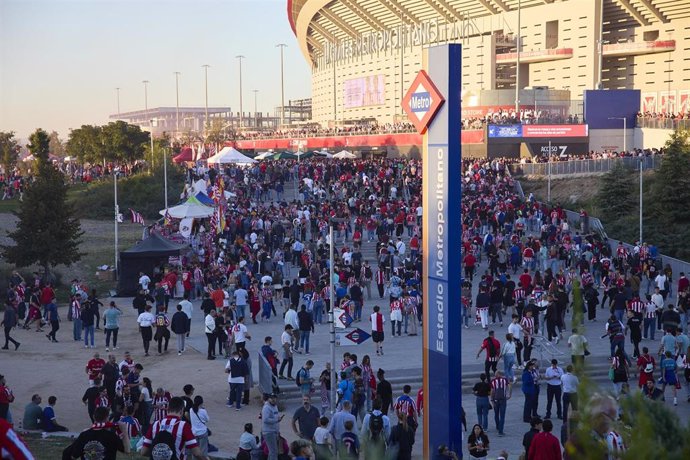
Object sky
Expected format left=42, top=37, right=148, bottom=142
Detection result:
left=0, top=0, right=312, bottom=141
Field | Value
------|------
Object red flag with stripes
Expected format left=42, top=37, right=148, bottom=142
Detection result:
left=129, top=209, right=145, bottom=226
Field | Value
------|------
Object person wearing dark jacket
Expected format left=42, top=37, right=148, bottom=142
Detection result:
left=389, top=412, right=415, bottom=460
left=297, top=305, right=314, bottom=354
left=132, top=290, right=154, bottom=315
left=200, top=292, right=216, bottom=316
left=171, top=304, right=189, bottom=355
left=522, top=417, right=543, bottom=458
left=2, top=302, right=20, bottom=350
left=376, top=369, right=393, bottom=415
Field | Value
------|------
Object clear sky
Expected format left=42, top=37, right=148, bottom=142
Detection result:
left=0, top=0, right=311, bottom=140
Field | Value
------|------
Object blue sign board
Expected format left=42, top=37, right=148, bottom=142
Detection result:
left=344, top=328, right=370, bottom=345
left=488, top=124, right=523, bottom=138
left=423, top=44, right=463, bottom=457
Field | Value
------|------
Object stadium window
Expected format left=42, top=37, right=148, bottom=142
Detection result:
left=643, top=30, right=659, bottom=41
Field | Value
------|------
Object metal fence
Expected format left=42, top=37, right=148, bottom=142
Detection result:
left=509, top=155, right=663, bottom=176
left=257, top=351, right=280, bottom=397
left=636, top=118, right=690, bottom=131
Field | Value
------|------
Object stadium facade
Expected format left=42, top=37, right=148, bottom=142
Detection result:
left=288, top=0, right=690, bottom=125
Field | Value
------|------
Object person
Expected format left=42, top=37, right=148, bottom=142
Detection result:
left=101, top=354, right=119, bottom=400
left=22, top=394, right=43, bottom=430
left=179, top=293, right=193, bottom=337
left=279, top=325, right=295, bottom=380
left=522, top=361, right=539, bottom=423
left=137, top=304, right=155, bottom=356
left=567, top=328, right=588, bottom=367
left=81, top=379, right=101, bottom=422
left=544, top=359, right=564, bottom=420
left=85, top=353, right=105, bottom=387
left=237, top=422, right=260, bottom=460
left=490, top=370, right=511, bottom=436
left=561, top=365, right=579, bottom=423
left=313, top=416, right=333, bottom=460
left=45, top=300, right=60, bottom=342
left=172, top=304, right=189, bottom=355
left=140, top=396, right=207, bottom=460
left=637, top=346, right=656, bottom=388
left=611, top=349, right=629, bottom=396
left=225, top=350, right=249, bottom=410
left=261, top=393, right=284, bottom=460
left=262, top=336, right=281, bottom=377
left=340, top=419, right=359, bottom=459
left=476, top=330, right=501, bottom=377
left=499, top=333, right=517, bottom=382
left=298, top=304, right=314, bottom=354
left=234, top=286, right=249, bottom=321
left=467, top=424, right=489, bottom=459
left=42, top=395, right=68, bottom=432
left=67, top=406, right=130, bottom=460
left=371, top=305, right=385, bottom=356
left=376, top=369, right=393, bottom=415
left=205, top=309, right=217, bottom=360
left=360, top=398, right=390, bottom=457
left=189, top=396, right=210, bottom=456
left=292, top=396, right=320, bottom=441
left=232, top=316, right=251, bottom=352
left=522, top=416, right=542, bottom=457
left=472, top=373, right=491, bottom=430
left=642, top=379, right=664, bottom=400
left=1, top=303, right=20, bottom=350
left=393, top=385, right=418, bottom=434
left=152, top=387, right=172, bottom=422
left=625, top=309, right=643, bottom=358
left=80, top=299, right=96, bottom=348
left=328, top=401, right=357, bottom=453
left=527, top=418, right=561, bottom=460
left=660, top=350, right=680, bottom=405
left=154, top=307, right=171, bottom=355
left=0, top=374, right=14, bottom=422
left=290, top=439, right=315, bottom=460
left=103, top=301, right=122, bottom=351
left=296, top=360, right=316, bottom=397
left=181, top=384, right=195, bottom=421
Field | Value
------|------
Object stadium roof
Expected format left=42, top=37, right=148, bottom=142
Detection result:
left=288, top=0, right=689, bottom=66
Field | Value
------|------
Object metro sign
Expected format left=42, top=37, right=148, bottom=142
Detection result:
left=402, top=70, right=445, bottom=134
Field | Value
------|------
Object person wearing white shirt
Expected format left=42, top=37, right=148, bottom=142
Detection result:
left=655, top=273, right=668, bottom=294
left=499, top=334, right=518, bottom=382
left=136, top=306, right=155, bottom=356
left=138, top=273, right=151, bottom=293
left=395, top=238, right=406, bottom=256
left=285, top=306, right=300, bottom=351
left=544, top=359, right=564, bottom=420
left=189, top=396, right=210, bottom=455
left=232, top=316, right=250, bottom=352
left=560, top=364, right=579, bottom=423
left=179, top=295, right=193, bottom=338
left=507, top=315, right=524, bottom=369
left=205, top=310, right=217, bottom=361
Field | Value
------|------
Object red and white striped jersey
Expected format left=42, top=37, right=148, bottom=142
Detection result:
left=371, top=312, right=385, bottom=332
left=490, top=376, right=510, bottom=392
left=119, top=415, right=141, bottom=438
left=143, top=416, right=198, bottom=460
left=71, top=300, right=81, bottom=320
left=95, top=395, right=109, bottom=408
left=521, top=317, right=535, bottom=337
left=629, top=298, right=645, bottom=314
left=153, top=394, right=171, bottom=422
left=393, top=394, right=417, bottom=418
left=644, top=302, right=657, bottom=319
left=513, top=288, right=526, bottom=303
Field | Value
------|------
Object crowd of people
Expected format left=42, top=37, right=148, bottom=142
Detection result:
left=235, top=122, right=417, bottom=140
left=2, top=153, right=690, bottom=460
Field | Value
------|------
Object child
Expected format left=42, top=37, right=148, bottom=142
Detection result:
left=313, top=416, right=332, bottom=459
left=340, top=420, right=359, bottom=459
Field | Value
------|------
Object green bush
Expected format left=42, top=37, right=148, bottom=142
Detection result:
left=69, top=166, right=185, bottom=220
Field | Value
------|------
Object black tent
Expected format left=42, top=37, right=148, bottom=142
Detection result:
left=118, top=233, right=188, bottom=296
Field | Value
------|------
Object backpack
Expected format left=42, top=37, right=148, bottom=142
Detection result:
left=156, top=314, right=166, bottom=327
left=150, top=427, right=178, bottom=460
left=296, top=368, right=305, bottom=387
left=364, top=267, right=373, bottom=279
left=354, top=378, right=366, bottom=404
left=369, top=412, right=384, bottom=439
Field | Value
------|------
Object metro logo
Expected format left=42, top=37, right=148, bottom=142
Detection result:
left=402, top=70, right=445, bottom=134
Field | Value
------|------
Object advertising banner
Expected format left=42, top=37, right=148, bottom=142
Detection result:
left=488, top=124, right=522, bottom=138
left=521, top=124, right=588, bottom=137
left=660, top=91, right=676, bottom=114
left=642, top=92, right=657, bottom=113
left=343, top=75, right=385, bottom=108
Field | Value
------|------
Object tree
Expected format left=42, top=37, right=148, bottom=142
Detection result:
left=645, top=129, right=690, bottom=259
left=100, top=121, right=149, bottom=163
left=0, top=131, right=19, bottom=173
left=2, top=128, right=84, bottom=282
left=205, top=118, right=229, bottom=145
left=66, top=125, right=104, bottom=164
left=48, top=131, right=66, bottom=158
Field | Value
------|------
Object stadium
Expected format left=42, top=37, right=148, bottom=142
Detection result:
left=237, top=0, right=690, bottom=157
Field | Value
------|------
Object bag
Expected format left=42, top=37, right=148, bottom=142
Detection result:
left=150, top=428, right=179, bottom=460
left=608, top=367, right=615, bottom=381
left=369, top=412, right=384, bottom=439
left=584, top=348, right=591, bottom=356
left=364, top=267, right=373, bottom=279
left=155, top=314, right=166, bottom=327
left=296, top=368, right=304, bottom=387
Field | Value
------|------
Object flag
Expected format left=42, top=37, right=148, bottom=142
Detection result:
left=191, top=145, right=197, bottom=162
left=129, top=208, right=145, bottom=226
left=164, top=209, right=172, bottom=226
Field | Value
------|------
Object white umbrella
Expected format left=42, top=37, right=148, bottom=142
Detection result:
left=333, top=150, right=356, bottom=159
left=207, top=146, right=257, bottom=164
left=254, top=151, right=273, bottom=160
left=159, top=202, right=214, bottom=219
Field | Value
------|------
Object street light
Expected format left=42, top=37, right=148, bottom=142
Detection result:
left=277, top=44, right=287, bottom=128
left=515, top=0, right=521, bottom=114
left=609, top=116, right=639, bottom=241
left=252, top=89, right=259, bottom=129
left=236, top=55, right=245, bottom=129
left=328, top=217, right=347, bottom=415
left=174, top=72, right=181, bottom=136
left=202, top=65, right=210, bottom=133
left=142, top=80, right=150, bottom=125
left=113, top=169, right=120, bottom=279
left=115, top=87, right=121, bottom=117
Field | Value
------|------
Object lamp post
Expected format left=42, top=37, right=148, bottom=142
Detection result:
left=236, top=55, right=245, bottom=129
left=515, top=0, right=521, bottom=114
left=142, top=80, right=149, bottom=124
left=547, top=140, right=552, bottom=203
left=113, top=169, right=119, bottom=278
left=174, top=72, right=181, bottom=136
left=164, top=146, right=168, bottom=211
left=252, top=89, right=259, bottom=129
left=327, top=217, right=347, bottom=415
left=115, top=87, right=120, bottom=117
left=276, top=44, right=287, bottom=128
left=202, top=65, right=210, bottom=133
left=609, top=116, right=638, bottom=240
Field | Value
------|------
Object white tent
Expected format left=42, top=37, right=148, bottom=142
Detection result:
left=192, top=179, right=207, bottom=195
left=159, top=196, right=215, bottom=219
left=207, top=146, right=257, bottom=164
left=314, top=149, right=333, bottom=158
left=333, top=150, right=356, bottom=159
left=254, top=151, right=273, bottom=160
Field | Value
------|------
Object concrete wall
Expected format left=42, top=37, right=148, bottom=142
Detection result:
left=589, top=128, right=634, bottom=152
left=633, top=127, right=673, bottom=150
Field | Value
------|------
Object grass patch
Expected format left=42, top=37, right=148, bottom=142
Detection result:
left=0, top=198, right=20, bottom=214
left=22, top=432, right=149, bottom=460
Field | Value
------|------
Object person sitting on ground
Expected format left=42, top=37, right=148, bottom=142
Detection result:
left=42, top=396, right=68, bottom=432
left=22, top=394, right=43, bottom=430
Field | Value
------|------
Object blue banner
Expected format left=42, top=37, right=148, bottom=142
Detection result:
left=488, top=124, right=523, bottom=138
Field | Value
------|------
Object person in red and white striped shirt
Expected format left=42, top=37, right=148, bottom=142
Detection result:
left=152, top=388, right=172, bottom=422
left=628, top=295, right=645, bottom=317
left=141, top=397, right=205, bottom=460
left=489, top=370, right=511, bottom=435
left=370, top=305, right=385, bottom=356
left=521, top=311, right=535, bottom=363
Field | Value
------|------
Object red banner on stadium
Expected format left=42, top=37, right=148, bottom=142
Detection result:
left=521, top=124, right=588, bottom=138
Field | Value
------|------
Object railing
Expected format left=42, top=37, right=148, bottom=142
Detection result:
left=636, top=117, right=690, bottom=130
left=257, top=351, right=280, bottom=398
left=236, top=126, right=416, bottom=140
left=509, top=156, right=663, bottom=176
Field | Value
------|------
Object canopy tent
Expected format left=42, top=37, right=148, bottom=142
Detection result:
left=207, top=146, right=257, bottom=164
left=194, top=192, right=215, bottom=206
left=118, top=232, right=189, bottom=296
left=192, top=179, right=207, bottom=195
left=160, top=195, right=215, bottom=219
left=314, top=149, right=333, bottom=158
left=173, top=147, right=193, bottom=163
left=272, top=152, right=297, bottom=160
left=295, top=151, right=314, bottom=160
left=254, top=151, right=274, bottom=160
left=333, top=150, right=357, bottom=159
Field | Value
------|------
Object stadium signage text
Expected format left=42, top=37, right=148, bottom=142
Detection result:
left=318, top=17, right=479, bottom=68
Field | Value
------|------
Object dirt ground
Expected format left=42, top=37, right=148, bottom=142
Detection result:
left=520, top=176, right=602, bottom=207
